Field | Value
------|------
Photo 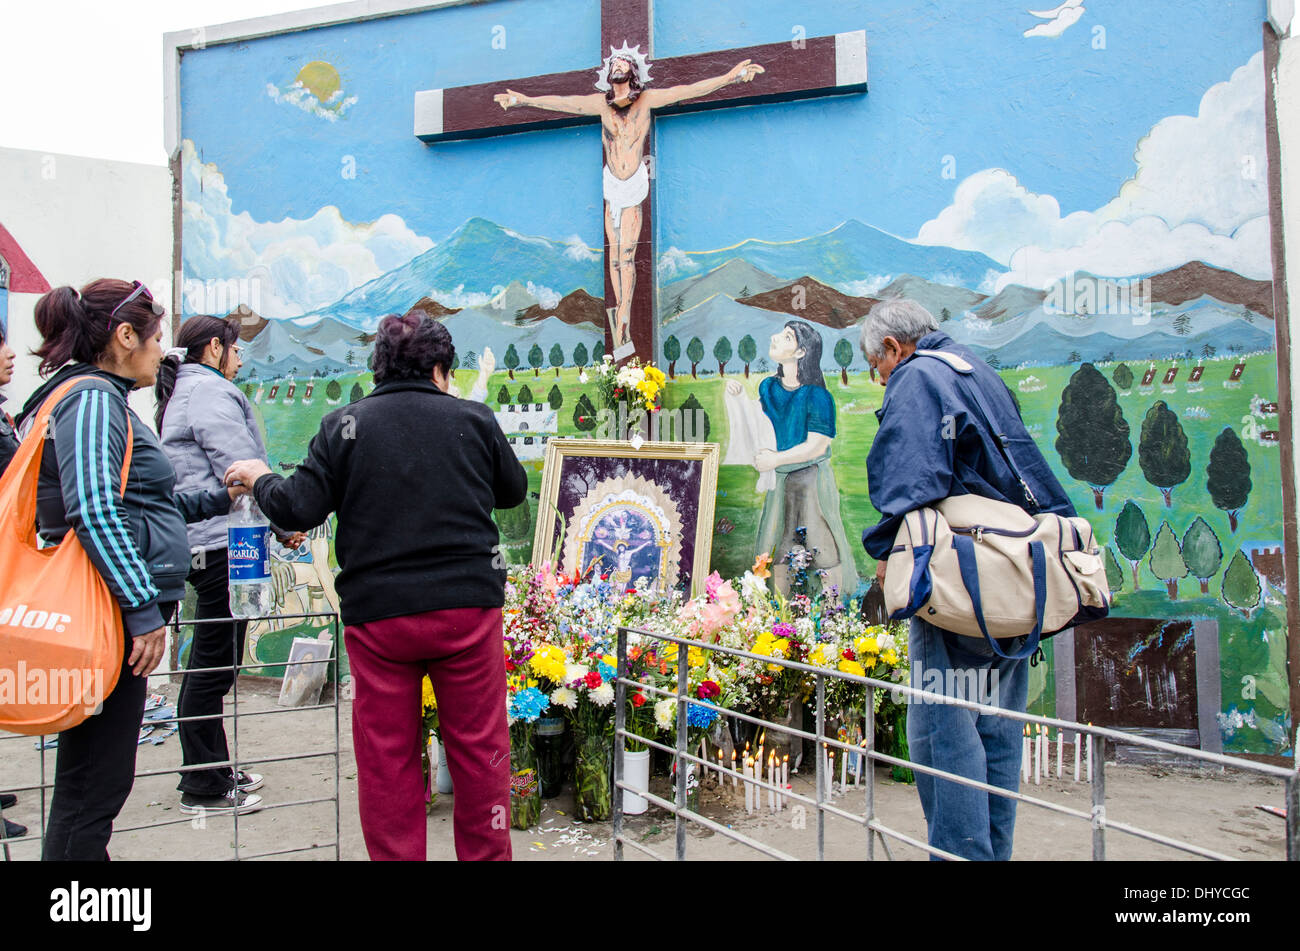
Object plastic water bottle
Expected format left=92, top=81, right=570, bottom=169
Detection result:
left=228, top=495, right=272, bottom=618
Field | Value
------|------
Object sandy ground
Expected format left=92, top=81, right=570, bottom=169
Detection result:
left=0, top=679, right=1289, bottom=862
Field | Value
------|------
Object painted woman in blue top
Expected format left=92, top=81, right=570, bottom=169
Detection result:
left=728, top=320, right=859, bottom=599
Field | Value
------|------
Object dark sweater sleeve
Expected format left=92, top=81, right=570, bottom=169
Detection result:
left=489, top=412, right=528, bottom=510
left=252, top=421, right=338, bottom=531
left=50, top=385, right=164, bottom=637
left=175, top=487, right=233, bottom=524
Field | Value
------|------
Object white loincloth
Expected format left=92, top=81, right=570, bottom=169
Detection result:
left=723, top=386, right=778, bottom=493
left=603, top=162, right=649, bottom=217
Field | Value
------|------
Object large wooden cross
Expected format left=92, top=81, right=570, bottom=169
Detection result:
left=414, top=0, right=866, bottom=364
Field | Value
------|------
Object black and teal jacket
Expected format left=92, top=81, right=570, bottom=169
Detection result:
left=17, top=364, right=232, bottom=637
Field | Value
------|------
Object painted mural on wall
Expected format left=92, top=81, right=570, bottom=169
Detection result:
left=177, top=0, right=1287, bottom=755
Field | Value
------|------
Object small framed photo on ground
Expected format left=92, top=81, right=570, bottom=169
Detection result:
left=533, top=438, right=720, bottom=597
left=278, top=637, right=332, bottom=707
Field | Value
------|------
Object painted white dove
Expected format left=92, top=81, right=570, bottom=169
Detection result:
left=1024, top=0, right=1086, bottom=38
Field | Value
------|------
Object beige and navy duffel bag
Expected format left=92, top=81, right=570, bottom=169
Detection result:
left=882, top=350, right=1110, bottom=660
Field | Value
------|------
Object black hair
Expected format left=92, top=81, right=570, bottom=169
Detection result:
left=776, top=319, right=826, bottom=389
left=154, top=314, right=242, bottom=429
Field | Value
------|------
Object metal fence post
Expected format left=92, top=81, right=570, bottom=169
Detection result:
left=333, top=614, right=342, bottom=862
left=613, top=626, right=627, bottom=862
left=231, top=616, right=240, bottom=859
left=1285, top=771, right=1298, bottom=861
left=675, top=640, right=689, bottom=861
left=865, top=693, right=876, bottom=861
left=815, top=673, right=825, bottom=862
left=1091, top=730, right=1106, bottom=861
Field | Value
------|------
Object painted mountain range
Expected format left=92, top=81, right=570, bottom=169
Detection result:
left=234, top=217, right=1275, bottom=377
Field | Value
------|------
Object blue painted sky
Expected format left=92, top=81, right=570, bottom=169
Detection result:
left=180, top=0, right=1264, bottom=251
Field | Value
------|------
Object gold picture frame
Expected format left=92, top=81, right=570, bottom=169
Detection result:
left=532, top=439, right=721, bottom=598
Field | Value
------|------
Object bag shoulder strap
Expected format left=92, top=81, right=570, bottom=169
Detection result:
left=32, top=377, right=133, bottom=497
left=912, top=349, right=1040, bottom=513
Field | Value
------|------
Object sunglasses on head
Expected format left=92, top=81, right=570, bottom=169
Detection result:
left=108, top=281, right=155, bottom=329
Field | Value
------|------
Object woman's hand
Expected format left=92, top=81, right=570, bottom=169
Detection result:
left=875, top=559, right=888, bottom=583
left=128, top=627, right=167, bottom=677
left=753, top=448, right=778, bottom=472
left=725, top=379, right=743, bottom=397
left=224, top=459, right=273, bottom=494
left=276, top=531, right=308, bottom=549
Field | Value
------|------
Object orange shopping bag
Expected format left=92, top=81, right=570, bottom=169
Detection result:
left=0, top=377, right=133, bottom=734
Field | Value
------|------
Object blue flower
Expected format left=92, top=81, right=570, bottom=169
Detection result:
left=508, top=687, right=550, bottom=723
left=686, top=701, right=719, bottom=730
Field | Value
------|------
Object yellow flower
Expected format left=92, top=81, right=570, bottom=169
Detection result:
left=531, top=644, right=567, bottom=683
left=881, top=649, right=899, bottom=666
left=421, top=676, right=437, bottom=711
left=771, top=638, right=790, bottom=658
left=855, top=635, right=880, bottom=657
left=837, top=659, right=865, bottom=677
left=687, top=646, right=707, bottom=669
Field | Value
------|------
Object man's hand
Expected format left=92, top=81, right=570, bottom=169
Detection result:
left=725, top=379, right=743, bottom=397
left=128, top=627, right=167, bottom=678
left=729, top=60, right=765, bottom=83
left=875, top=559, right=888, bottom=583
left=224, top=459, right=273, bottom=493
left=753, top=448, right=778, bottom=472
left=494, top=90, right=525, bottom=110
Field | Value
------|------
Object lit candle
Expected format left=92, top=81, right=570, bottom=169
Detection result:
left=744, top=756, right=753, bottom=813
left=1022, top=726, right=1030, bottom=783
left=781, top=754, right=789, bottom=808
left=828, top=750, right=836, bottom=798
left=1056, top=727, right=1063, bottom=779
left=718, top=748, right=725, bottom=785
left=840, top=745, right=848, bottom=789
left=732, top=749, right=738, bottom=788
left=1073, top=730, right=1081, bottom=782
left=768, top=753, right=776, bottom=813
left=1033, top=726, right=1041, bottom=785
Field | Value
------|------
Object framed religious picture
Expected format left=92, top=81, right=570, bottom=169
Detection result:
left=533, top=439, right=720, bottom=597
left=277, top=637, right=332, bottom=707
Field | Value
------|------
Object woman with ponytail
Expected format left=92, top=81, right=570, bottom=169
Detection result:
left=155, top=314, right=303, bottom=815
left=14, top=279, right=241, bottom=860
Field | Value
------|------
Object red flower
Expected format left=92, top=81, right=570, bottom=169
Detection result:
left=696, top=680, right=721, bottom=700
left=584, top=670, right=603, bottom=689
left=841, top=649, right=856, bottom=661
left=631, top=692, right=647, bottom=708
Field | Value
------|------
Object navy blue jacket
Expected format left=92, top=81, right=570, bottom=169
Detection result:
left=862, top=332, right=1075, bottom=559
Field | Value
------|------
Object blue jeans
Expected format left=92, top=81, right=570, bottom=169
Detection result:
left=906, top=617, right=1029, bottom=861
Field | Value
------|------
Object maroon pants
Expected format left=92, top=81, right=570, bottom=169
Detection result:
left=344, top=606, right=511, bottom=861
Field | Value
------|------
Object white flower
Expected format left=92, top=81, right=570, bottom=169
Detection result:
left=564, top=663, right=589, bottom=687
left=591, top=683, right=615, bottom=706
left=577, top=370, right=589, bottom=384
left=740, top=571, right=768, bottom=604
left=550, top=687, right=578, bottom=710
left=877, top=632, right=898, bottom=654
left=795, top=617, right=814, bottom=640
left=654, top=698, right=676, bottom=731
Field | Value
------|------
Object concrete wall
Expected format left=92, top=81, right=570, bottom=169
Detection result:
left=0, top=146, right=171, bottom=425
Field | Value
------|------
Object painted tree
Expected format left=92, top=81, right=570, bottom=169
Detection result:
left=1173, top=313, right=1192, bottom=335
left=663, top=335, right=681, bottom=379
left=547, top=384, right=563, bottom=410
left=349, top=382, right=365, bottom=403
left=1201, top=344, right=1216, bottom=360
left=1148, top=521, right=1188, bottom=599
left=1221, top=549, right=1262, bottom=618
left=713, top=336, right=732, bottom=375
left=504, top=344, right=520, bottom=380
left=986, top=353, right=1001, bottom=370
left=1104, top=546, right=1125, bottom=596
left=451, top=353, right=460, bottom=378
left=1055, top=363, right=1131, bottom=509
left=834, top=339, right=854, bottom=385
left=940, top=307, right=951, bottom=322
left=573, top=393, right=599, bottom=431
left=1112, top=363, right=1133, bottom=391
left=497, top=384, right=510, bottom=405
left=1067, top=350, right=1081, bottom=364
left=549, top=343, right=565, bottom=376
left=739, top=285, right=750, bottom=298
left=738, top=335, right=757, bottom=378
left=1138, top=401, right=1190, bottom=506
left=1181, top=517, right=1223, bottom=594
left=592, top=339, right=604, bottom=363
left=679, top=393, right=710, bottom=442
left=572, top=342, right=589, bottom=371
left=528, top=344, right=544, bottom=377
left=325, top=379, right=342, bottom=401
left=1115, top=501, right=1151, bottom=590
left=517, top=384, right=534, bottom=404
left=1206, top=427, right=1252, bottom=531
left=687, top=337, right=705, bottom=379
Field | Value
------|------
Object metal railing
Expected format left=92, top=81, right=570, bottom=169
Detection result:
left=0, top=611, right=341, bottom=862
left=612, top=625, right=1300, bottom=862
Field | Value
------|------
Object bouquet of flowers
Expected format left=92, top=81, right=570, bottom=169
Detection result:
left=593, top=355, right=666, bottom=440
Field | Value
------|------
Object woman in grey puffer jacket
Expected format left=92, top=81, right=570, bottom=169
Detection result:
left=156, top=315, right=304, bottom=816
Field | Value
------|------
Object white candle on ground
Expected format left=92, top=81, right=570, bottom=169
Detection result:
left=744, top=757, right=753, bottom=813
left=1033, top=726, right=1041, bottom=784
left=828, top=750, right=835, bottom=798
left=840, top=746, right=848, bottom=788
left=1022, top=726, right=1030, bottom=783
left=1056, top=728, right=1063, bottom=779
left=781, top=755, right=789, bottom=809
left=732, top=750, right=738, bottom=788
left=1073, top=731, right=1081, bottom=782
left=1086, top=725, right=1093, bottom=782
left=768, top=754, right=776, bottom=813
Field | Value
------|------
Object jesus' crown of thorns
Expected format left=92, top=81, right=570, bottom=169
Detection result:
left=594, top=42, right=653, bottom=91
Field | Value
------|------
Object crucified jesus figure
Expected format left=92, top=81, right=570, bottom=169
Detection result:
left=495, top=46, right=765, bottom=355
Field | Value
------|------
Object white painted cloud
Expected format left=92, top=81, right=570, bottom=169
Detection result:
left=266, top=81, right=358, bottom=122
left=1024, top=1, right=1086, bottom=39
left=181, top=140, right=433, bottom=319
left=657, top=246, right=698, bottom=279
left=915, top=54, right=1270, bottom=291
left=563, top=235, right=601, bottom=262
left=836, top=275, right=895, bottom=297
